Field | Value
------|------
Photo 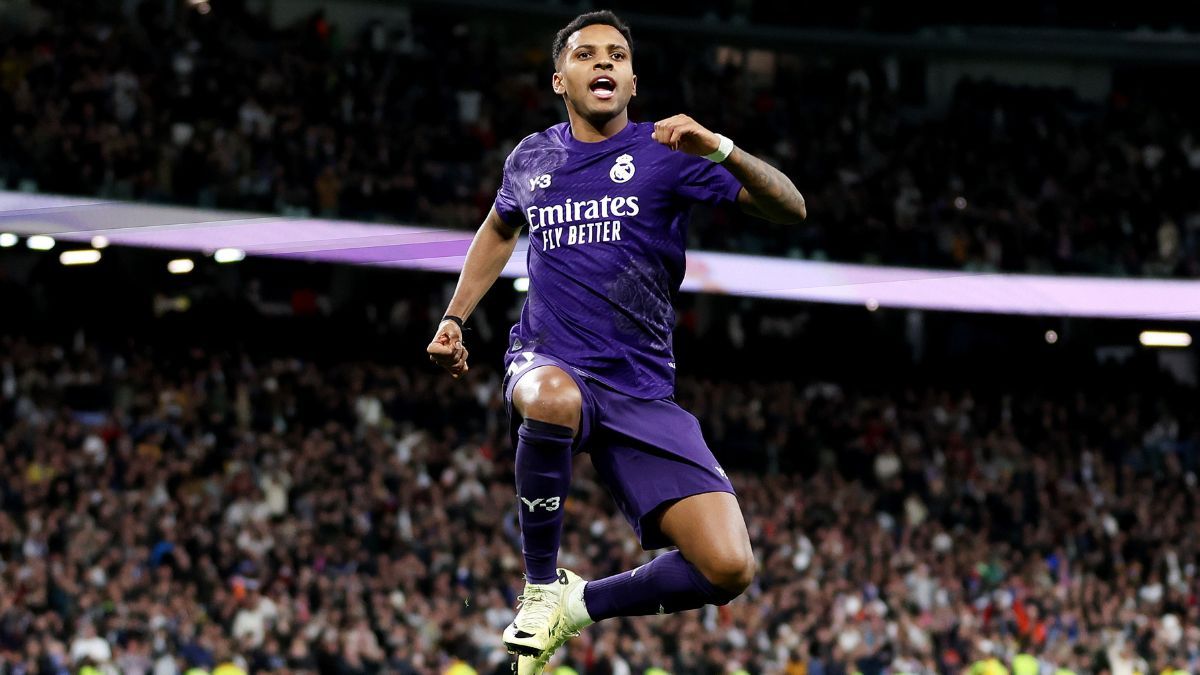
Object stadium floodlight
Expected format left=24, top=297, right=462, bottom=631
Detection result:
left=27, top=235, right=55, bottom=251
left=213, top=248, right=245, bottom=263
left=91, top=236, right=110, bottom=249
left=0, top=233, right=17, bottom=247
left=1044, top=330, right=1058, bottom=344
left=168, top=258, right=195, bottom=274
left=1139, top=331, right=1192, bottom=348
left=866, top=298, right=880, bottom=312
left=59, top=249, right=102, bottom=266
left=513, top=277, right=530, bottom=292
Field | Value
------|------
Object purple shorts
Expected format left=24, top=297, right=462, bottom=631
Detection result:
left=503, top=351, right=735, bottom=550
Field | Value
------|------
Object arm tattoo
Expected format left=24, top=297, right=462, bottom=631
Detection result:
left=723, top=147, right=807, bottom=223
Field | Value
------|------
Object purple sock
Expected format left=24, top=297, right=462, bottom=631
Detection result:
left=582, top=550, right=739, bottom=621
left=515, top=419, right=574, bottom=584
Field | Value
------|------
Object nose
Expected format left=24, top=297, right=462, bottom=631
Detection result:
left=593, top=59, right=613, bottom=71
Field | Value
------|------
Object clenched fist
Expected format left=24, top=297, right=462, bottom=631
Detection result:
left=427, top=319, right=469, bottom=379
left=651, top=114, right=721, bottom=156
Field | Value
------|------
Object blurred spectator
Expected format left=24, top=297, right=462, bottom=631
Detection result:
left=0, top=332, right=1198, bottom=673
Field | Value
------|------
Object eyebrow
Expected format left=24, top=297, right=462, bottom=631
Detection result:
left=572, top=43, right=629, bottom=52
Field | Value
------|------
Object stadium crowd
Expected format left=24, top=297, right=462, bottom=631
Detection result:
left=1, top=333, right=1198, bottom=675
left=0, top=1, right=1198, bottom=277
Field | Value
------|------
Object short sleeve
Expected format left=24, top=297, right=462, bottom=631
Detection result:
left=674, top=154, right=743, bottom=206
left=493, top=152, right=525, bottom=227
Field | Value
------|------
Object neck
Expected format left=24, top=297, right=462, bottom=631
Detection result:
left=566, top=105, right=628, bottom=142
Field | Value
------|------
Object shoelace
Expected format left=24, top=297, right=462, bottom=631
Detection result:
left=514, top=586, right=555, bottom=630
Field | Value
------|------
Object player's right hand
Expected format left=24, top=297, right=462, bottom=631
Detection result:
left=427, top=320, right=469, bottom=379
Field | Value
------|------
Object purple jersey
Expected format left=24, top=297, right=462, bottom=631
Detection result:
left=494, top=121, right=742, bottom=399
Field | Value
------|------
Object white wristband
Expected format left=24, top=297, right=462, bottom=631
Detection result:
left=704, top=134, right=735, bottom=163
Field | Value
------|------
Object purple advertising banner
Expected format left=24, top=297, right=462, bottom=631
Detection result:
left=2, top=191, right=1197, bottom=320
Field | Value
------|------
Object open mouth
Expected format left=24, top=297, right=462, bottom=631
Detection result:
left=589, top=76, right=616, bottom=100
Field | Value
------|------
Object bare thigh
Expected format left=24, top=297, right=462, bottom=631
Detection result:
left=511, top=365, right=583, bottom=433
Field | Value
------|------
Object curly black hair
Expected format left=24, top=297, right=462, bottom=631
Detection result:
left=551, top=10, right=633, bottom=67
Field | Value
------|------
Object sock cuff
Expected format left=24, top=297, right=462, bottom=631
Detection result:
left=519, top=418, right=576, bottom=440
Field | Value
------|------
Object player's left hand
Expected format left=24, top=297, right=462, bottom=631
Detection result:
left=652, top=114, right=720, bottom=156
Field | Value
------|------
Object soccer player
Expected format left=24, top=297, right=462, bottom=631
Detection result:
left=427, top=9, right=806, bottom=671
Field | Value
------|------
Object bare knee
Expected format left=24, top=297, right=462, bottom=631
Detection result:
left=660, top=492, right=755, bottom=599
left=513, top=367, right=582, bottom=432
left=697, top=544, right=755, bottom=598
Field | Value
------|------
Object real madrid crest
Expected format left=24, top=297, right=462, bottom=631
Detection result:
left=609, top=153, right=635, bottom=183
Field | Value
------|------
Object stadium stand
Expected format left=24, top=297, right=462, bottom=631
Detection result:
left=2, top=2, right=1199, bottom=674
left=0, top=1, right=1197, bottom=276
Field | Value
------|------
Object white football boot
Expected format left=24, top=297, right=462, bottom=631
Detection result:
left=503, top=568, right=592, bottom=663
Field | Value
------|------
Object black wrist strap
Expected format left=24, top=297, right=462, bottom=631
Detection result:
left=442, top=314, right=465, bottom=331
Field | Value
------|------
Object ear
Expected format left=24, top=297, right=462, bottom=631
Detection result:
left=631, top=73, right=637, bottom=98
left=552, top=70, right=566, bottom=96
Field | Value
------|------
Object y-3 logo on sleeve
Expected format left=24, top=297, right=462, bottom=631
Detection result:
left=529, top=174, right=552, bottom=191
